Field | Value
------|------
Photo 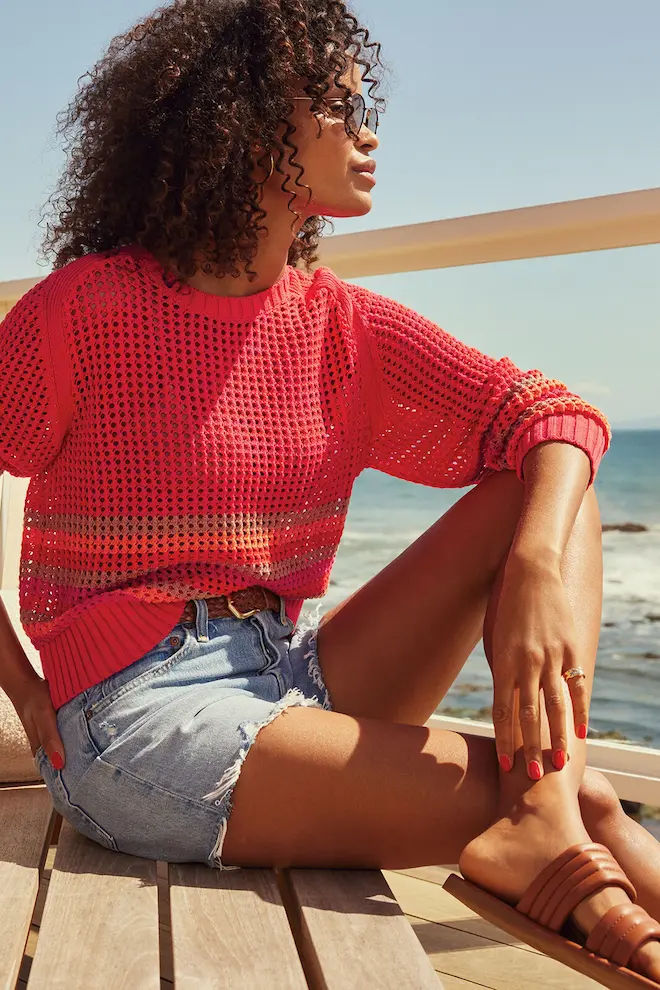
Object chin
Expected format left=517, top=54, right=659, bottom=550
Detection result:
left=321, top=193, right=374, bottom=219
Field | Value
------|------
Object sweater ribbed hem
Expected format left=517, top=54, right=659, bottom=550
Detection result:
left=41, top=595, right=305, bottom=711
left=515, top=412, right=609, bottom=485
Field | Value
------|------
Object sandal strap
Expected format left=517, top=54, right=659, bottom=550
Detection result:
left=518, top=844, right=608, bottom=916
left=544, top=861, right=635, bottom=933
left=587, top=902, right=660, bottom=968
left=517, top=843, right=637, bottom=933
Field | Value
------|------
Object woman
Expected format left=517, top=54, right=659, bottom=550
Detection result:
left=1, top=1, right=659, bottom=984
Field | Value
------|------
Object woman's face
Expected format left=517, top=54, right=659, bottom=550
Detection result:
left=261, top=62, right=380, bottom=222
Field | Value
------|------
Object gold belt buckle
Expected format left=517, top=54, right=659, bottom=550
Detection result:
left=226, top=595, right=259, bottom=620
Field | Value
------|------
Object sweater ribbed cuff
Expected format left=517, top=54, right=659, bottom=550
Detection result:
left=515, top=412, right=609, bottom=486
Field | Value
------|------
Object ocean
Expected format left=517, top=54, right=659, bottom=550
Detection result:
left=300, top=430, right=660, bottom=749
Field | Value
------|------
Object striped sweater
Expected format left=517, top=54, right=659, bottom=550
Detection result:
left=0, top=244, right=610, bottom=708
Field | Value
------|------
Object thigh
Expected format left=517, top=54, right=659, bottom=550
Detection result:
left=316, top=470, right=525, bottom=725
left=222, top=705, right=499, bottom=870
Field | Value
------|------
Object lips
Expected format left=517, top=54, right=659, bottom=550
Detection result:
left=353, top=161, right=376, bottom=175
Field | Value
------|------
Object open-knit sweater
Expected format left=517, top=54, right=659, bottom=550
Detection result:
left=0, top=244, right=610, bottom=709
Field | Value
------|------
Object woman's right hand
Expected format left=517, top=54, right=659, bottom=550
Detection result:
left=11, top=676, right=65, bottom=769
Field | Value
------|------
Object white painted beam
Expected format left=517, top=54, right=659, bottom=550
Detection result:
left=316, top=187, right=660, bottom=278
left=3, top=190, right=659, bottom=302
left=0, top=277, right=43, bottom=317
left=427, top=715, right=660, bottom=806
left=0, top=474, right=28, bottom=591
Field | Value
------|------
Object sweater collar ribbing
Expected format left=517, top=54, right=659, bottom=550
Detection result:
left=127, top=244, right=296, bottom=321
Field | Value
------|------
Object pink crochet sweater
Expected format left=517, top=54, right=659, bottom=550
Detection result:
left=1, top=245, right=609, bottom=708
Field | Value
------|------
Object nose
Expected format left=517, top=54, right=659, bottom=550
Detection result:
left=357, top=124, right=379, bottom=153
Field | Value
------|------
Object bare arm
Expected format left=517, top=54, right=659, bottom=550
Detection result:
left=491, top=441, right=598, bottom=779
left=510, top=441, right=593, bottom=567
left=0, top=598, right=65, bottom=766
left=0, top=597, right=39, bottom=700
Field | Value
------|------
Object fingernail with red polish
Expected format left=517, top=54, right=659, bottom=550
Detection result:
left=50, top=752, right=64, bottom=771
left=528, top=760, right=543, bottom=780
left=553, top=750, right=566, bottom=770
left=577, top=724, right=588, bottom=740
left=499, top=754, right=513, bottom=773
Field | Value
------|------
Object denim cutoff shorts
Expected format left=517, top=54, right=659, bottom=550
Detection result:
left=34, top=598, right=332, bottom=869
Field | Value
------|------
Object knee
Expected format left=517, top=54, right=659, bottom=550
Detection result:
left=578, top=767, right=622, bottom=826
left=479, top=469, right=523, bottom=505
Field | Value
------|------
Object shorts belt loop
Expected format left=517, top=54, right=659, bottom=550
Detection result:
left=279, top=595, right=288, bottom=627
left=194, top=599, right=210, bottom=643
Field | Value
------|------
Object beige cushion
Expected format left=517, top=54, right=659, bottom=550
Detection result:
left=0, top=589, right=43, bottom=783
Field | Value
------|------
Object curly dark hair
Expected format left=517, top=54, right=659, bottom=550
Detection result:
left=38, top=0, right=386, bottom=285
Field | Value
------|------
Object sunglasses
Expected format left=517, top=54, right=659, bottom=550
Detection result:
left=292, top=92, right=380, bottom=138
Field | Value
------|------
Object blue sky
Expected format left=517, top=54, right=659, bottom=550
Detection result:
left=2, top=0, right=658, bottom=423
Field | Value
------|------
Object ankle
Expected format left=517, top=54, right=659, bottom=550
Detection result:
left=499, top=752, right=582, bottom=824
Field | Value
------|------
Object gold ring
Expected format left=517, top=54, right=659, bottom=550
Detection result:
left=562, top=667, right=586, bottom=682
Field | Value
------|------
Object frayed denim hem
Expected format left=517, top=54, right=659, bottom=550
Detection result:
left=303, top=632, right=332, bottom=711
left=290, top=604, right=333, bottom=714
left=202, top=688, right=326, bottom=871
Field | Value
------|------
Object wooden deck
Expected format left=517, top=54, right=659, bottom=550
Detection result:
left=384, top=866, right=601, bottom=990
left=17, top=841, right=601, bottom=989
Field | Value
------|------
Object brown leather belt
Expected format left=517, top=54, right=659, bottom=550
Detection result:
left=180, top=587, right=281, bottom=624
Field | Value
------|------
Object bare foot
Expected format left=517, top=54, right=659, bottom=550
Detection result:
left=459, top=777, right=660, bottom=983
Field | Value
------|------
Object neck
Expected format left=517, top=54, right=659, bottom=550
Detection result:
left=185, top=206, right=304, bottom=298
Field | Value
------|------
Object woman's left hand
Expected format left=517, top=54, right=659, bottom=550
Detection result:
left=490, top=557, right=589, bottom=780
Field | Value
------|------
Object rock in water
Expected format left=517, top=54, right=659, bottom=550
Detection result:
left=602, top=522, right=649, bottom=533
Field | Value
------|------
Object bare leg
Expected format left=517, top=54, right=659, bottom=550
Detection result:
left=223, top=711, right=501, bottom=869
left=319, top=468, right=660, bottom=931
left=316, top=470, right=529, bottom=726
left=220, top=471, right=660, bottom=979
left=580, top=771, right=660, bottom=922
left=460, top=502, right=660, bottom=979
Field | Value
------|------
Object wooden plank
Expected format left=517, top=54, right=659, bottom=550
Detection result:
left=440, top=977, right=491, bottom=990
left=385, top=870, right=540, bottom=953
left=155, top=862, right=174, bottom=986
left=169, top=863, right=307, bottom=989
left=284, top=869, right=442, bottom=989
left=407, top=916, right=600, bottom=990
left=29, top=820, right=160, bottom=989
left=0, top=786, right=52, bottom=990
left=394, top=865, right=456, bottom=886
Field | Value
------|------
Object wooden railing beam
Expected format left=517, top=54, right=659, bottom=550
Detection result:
left=316, top=187, right=660, bottom=278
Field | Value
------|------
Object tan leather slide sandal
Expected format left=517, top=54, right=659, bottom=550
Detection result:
left=443, top=843, right=660, bottom=989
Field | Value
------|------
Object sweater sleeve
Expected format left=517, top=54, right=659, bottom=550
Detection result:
left=0, top=276, right=73, bottom=478
left=349, top=284, right=610, bottom=488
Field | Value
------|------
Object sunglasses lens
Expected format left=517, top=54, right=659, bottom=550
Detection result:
left=342, top=94, right=379, bottom=136
left=365, top=108, right=379, bottom=134
left=346, top=93, right=363, bottom=136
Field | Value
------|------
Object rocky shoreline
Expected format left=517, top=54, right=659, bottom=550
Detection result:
left=438, top=698, right=658, bottom=739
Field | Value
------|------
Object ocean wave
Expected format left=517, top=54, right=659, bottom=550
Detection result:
left=602, top=529, right=660, bottom=610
